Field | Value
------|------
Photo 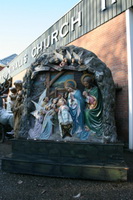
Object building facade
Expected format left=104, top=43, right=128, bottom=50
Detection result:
left=0, top=0, right=133, bottom=148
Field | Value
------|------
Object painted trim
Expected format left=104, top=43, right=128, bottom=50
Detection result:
left=126, top=8, right=133, bottom=150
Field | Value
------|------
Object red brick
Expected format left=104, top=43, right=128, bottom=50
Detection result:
left=69, top=12, right=128, bottom=142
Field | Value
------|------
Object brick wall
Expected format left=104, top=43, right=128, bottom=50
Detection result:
left=69, top=12, right=128, bottom=143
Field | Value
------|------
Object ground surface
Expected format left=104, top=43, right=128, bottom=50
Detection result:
left=0, top=140, right=133, bottom=200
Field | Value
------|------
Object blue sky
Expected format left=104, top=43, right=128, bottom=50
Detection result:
left=0, top=0, right=80, bottom=59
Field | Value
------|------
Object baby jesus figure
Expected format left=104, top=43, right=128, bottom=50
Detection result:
left=83, top=91, right=97, bottom=109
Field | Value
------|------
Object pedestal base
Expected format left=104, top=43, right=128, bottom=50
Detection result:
left=1, top=139, right=128, bottom=181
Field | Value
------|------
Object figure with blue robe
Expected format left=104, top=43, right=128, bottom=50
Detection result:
left=64, top=80, right=89, bottom=140
left=28, top=110, right=44, bottom=139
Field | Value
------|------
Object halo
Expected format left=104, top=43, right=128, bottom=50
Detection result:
left=81, top=73, right=94, bottom=85
left=64, top=79, right=77, bottom=89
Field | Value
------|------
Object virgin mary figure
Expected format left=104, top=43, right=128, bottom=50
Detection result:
left=64, top=79, right=89, bottom=140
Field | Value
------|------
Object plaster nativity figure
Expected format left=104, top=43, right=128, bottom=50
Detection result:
left=81, top=74, right=103, bottom=136
left=28, top=96, right=57, bottom=140
left=6, top=87, right=17, bottom=112
left=0, top=96, right=14, bottom=128
left=28, top=109, right=44, bottom=140
left=12, top=80, right=23, bottom=138
left=39, top=100, right=56, bottom=140
left=64, top=79, right=89, bottom=140
left=57, top=97, right=73, bottom=138
left=0, top=78, right=14, bottom=133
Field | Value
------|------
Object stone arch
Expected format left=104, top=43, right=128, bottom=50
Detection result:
left=20, top=45, right=117, bottom=142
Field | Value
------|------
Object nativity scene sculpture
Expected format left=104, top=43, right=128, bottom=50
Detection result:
left=18, top=45, right=117, bottom=143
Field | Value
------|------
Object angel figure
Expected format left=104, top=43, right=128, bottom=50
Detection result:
left=28, top=109, right=44, bottom=140
left=28, top=94, right=56, bottom=140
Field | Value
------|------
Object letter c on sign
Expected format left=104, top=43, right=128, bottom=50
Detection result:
left=60, top=22, right=69, bottom=38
